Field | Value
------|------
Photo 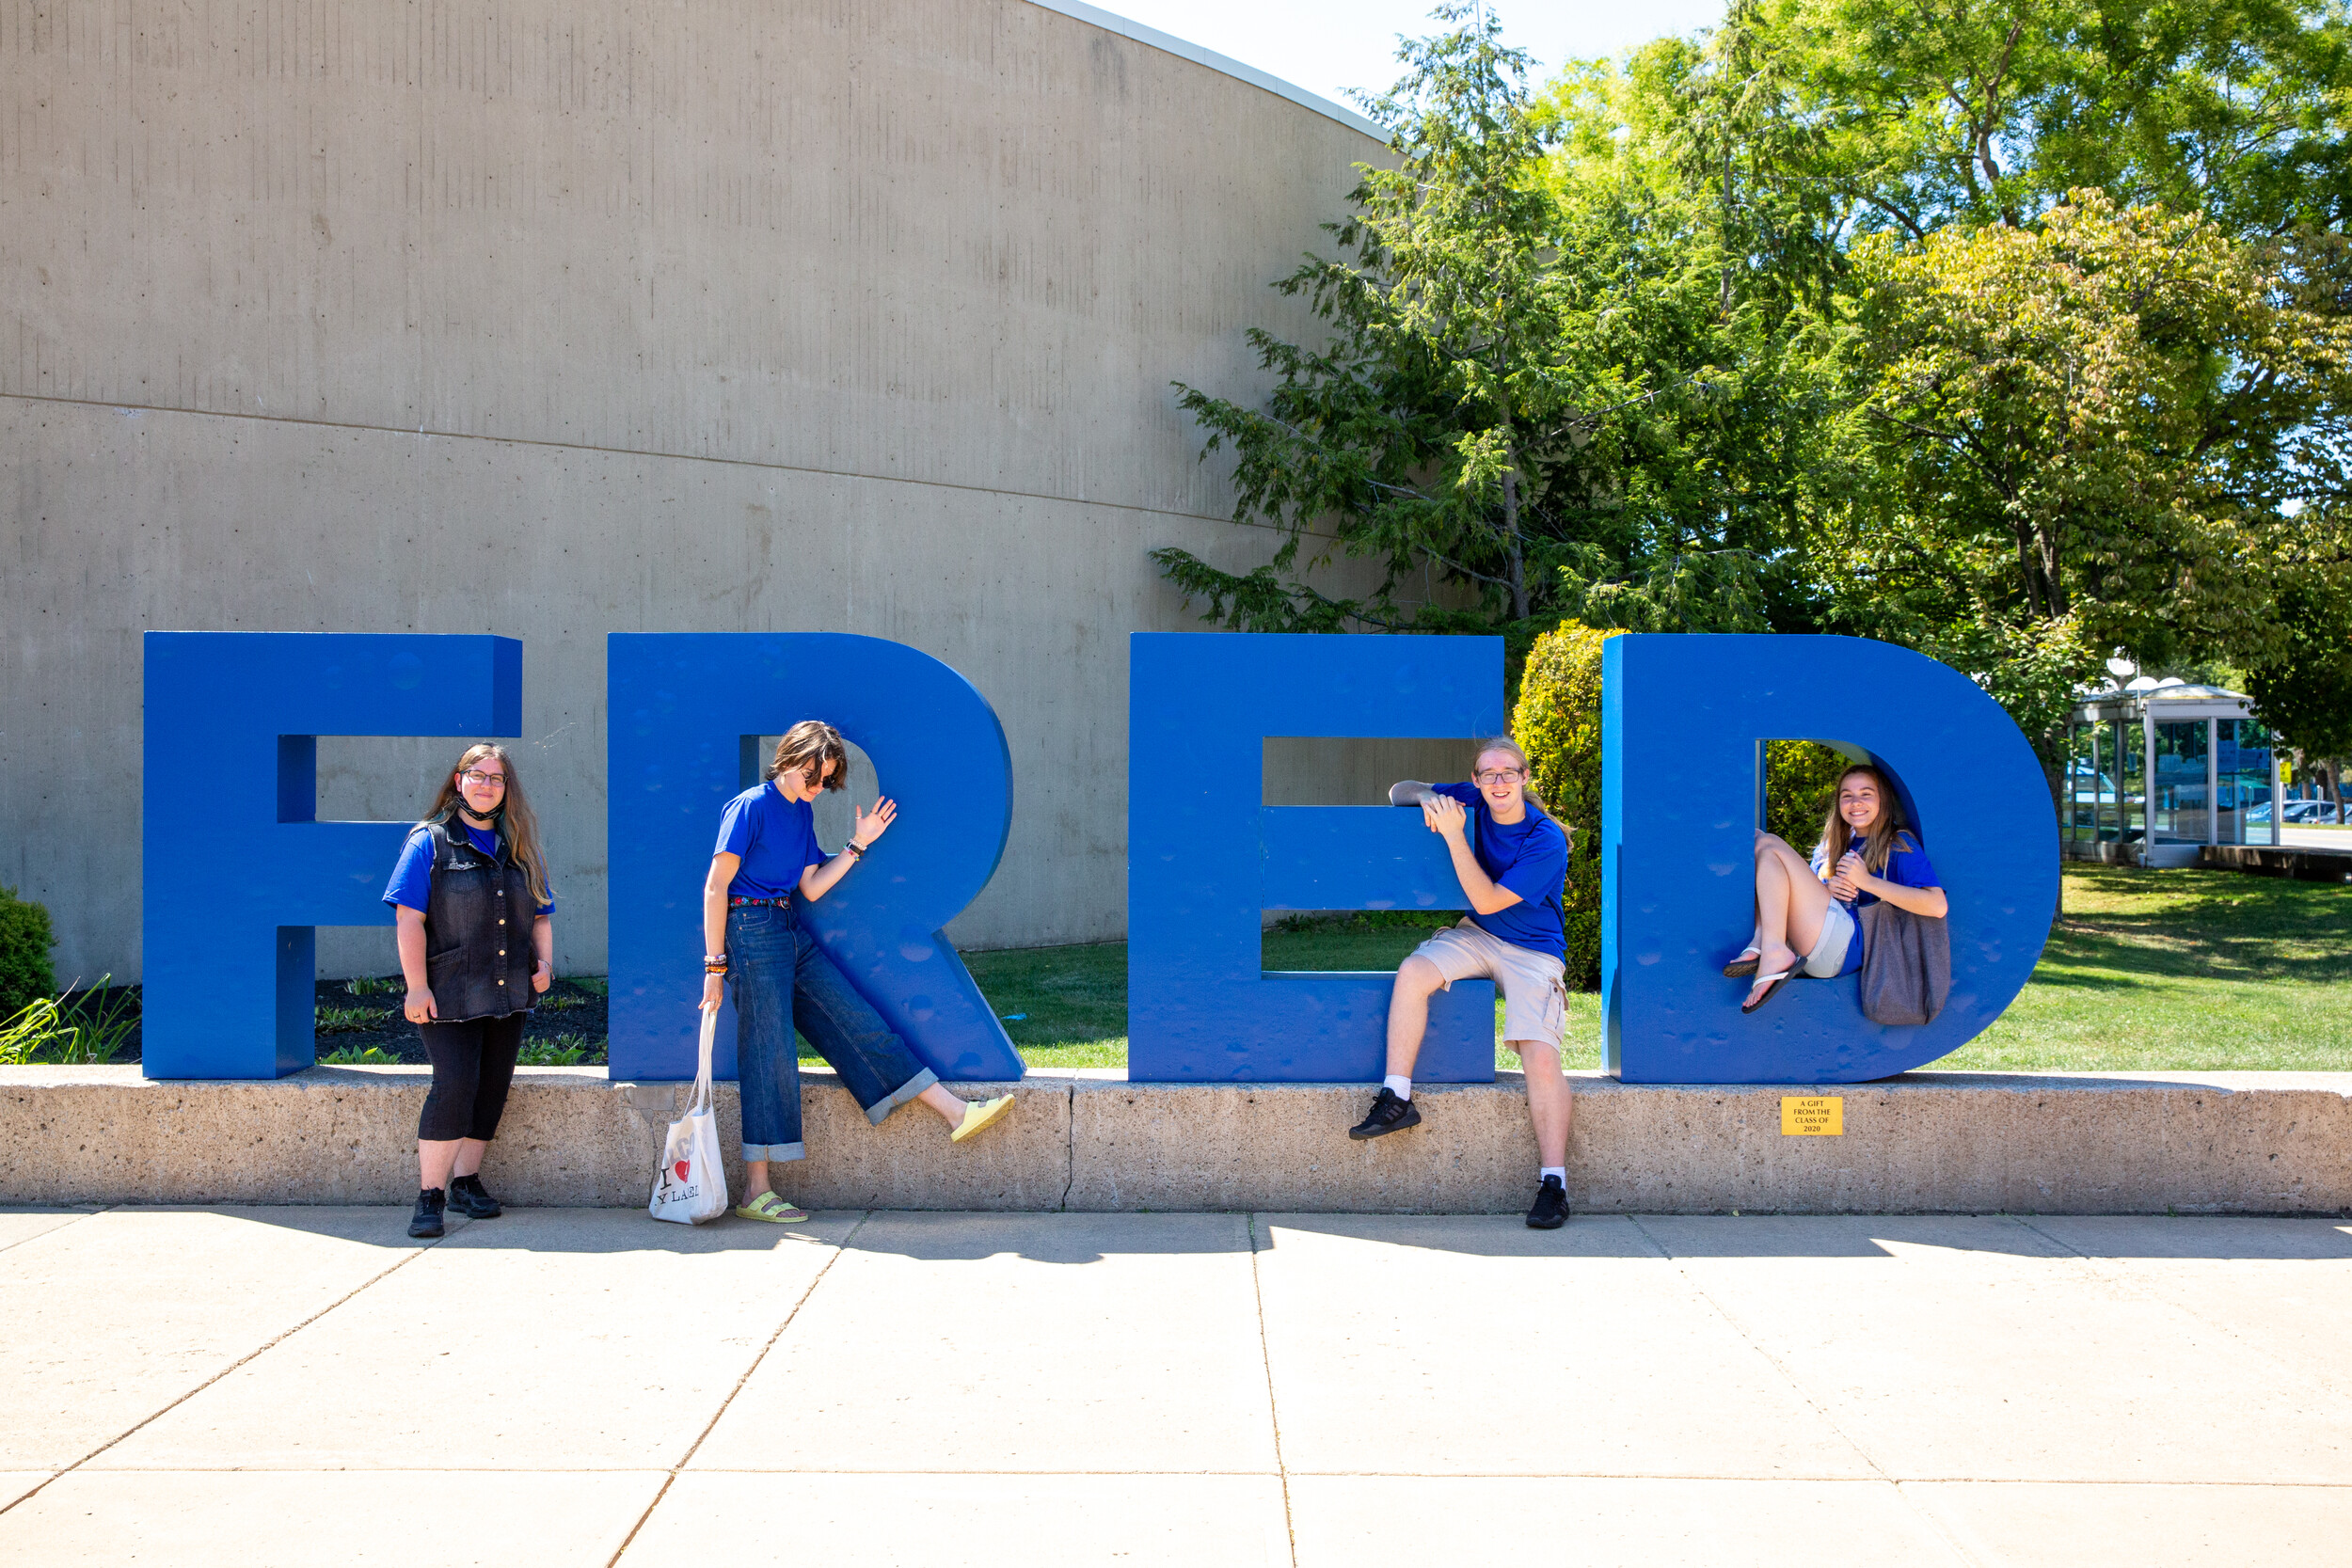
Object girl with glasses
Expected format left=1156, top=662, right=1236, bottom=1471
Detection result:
left=381, top=743, right=556, bottom=1238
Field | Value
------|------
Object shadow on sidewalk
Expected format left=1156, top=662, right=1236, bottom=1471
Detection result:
left=1260, top=1211, right=2352, bottom=1260
left=32, top=1205, right=2351, bottom=1264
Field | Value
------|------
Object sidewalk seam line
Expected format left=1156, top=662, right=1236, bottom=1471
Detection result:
left=1621, top=1214, right=1986, bottom=1568
left=0, top=1223, right=442, bottom=1519
left=2010, top=1213, right=2352, bottom=1404
left=1248, top=1212, right=1300, bottom=1568
left=0, top=1205, right=111, bottom=1259
left=603, top=1209, right=873, bottom=1568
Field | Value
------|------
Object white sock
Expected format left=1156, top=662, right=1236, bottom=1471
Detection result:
left=1540, top=1165, right=1565, bottom=1186
left=1383, top=1074, right=1412, bottom=1101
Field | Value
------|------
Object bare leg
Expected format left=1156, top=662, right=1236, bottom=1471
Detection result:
left=418, top=1139, right=459, bottom=1191
left=742, top=1157, right=772, bottom=1202
left=1385, top=956, right=1445, bottom=1078
left=917, top=1082, right=969, bottom=1129
left=451, top=1138, right=487, bottom=1180
left=1518, top=1042, right=1573, bottom=1166
left=1749, top=838, right=1834, bottom=1005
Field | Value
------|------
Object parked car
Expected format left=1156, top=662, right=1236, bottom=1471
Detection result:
left=2283, top=800, right=2344, bottom=824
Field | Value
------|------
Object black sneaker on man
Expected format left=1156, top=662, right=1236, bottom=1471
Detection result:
left=1347, top=1086, right=1422, bottom=1141
left=409, top=1187, right=447, bottom=1239
left=1524, top=1174, right=1570, bottom=1229
left=447, top=1173, right=502, bottom=1219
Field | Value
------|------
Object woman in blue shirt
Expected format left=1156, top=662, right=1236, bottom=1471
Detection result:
left=1732, top=765, right=1947, bottom=1011
left=699, top=721, right=1015, bottom=1224
left=382, top=744, right=556, bottom=1238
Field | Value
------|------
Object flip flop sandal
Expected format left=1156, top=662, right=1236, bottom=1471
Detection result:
left=732, top=1192, right=809, bottom=1224
left=1723, top=948, right=1762, bottom=978
left=1740, top=968, right=1802, bottom=1015
left=950, top=1092, right=1017, bottom=1145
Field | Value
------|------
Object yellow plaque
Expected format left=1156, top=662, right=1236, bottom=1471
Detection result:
left=1781, top=1096, right=1843, bottom=1135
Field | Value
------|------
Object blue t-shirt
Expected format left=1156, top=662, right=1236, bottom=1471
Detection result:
left=714, top=781, right=825, bottom=899
left=383, top=821, right=556, bottom=915
left=1814, top=831, right=1939, bottom=977
left=1433, top=783, right=1570, bottom=961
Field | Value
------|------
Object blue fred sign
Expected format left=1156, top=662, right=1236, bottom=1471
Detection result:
left=137, top=629, right=2058, bottom=1085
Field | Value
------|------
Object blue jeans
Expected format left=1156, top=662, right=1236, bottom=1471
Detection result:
left=728, top=902, right=939, bottom=1162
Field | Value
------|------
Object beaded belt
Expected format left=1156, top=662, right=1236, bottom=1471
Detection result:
left=727, top=895, right=788, bottom=908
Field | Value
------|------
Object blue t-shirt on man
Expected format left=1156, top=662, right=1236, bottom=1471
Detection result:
left=383, top=820, right=556, bottom=915
left=714, top=781, right=826, bottom=899
left=1433, top=783, right=1570, bottom=961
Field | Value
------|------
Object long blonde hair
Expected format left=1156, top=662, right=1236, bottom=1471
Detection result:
left=422, top=743, right=553, bottom=908
left=1814, top=764, right=1906, bottom=875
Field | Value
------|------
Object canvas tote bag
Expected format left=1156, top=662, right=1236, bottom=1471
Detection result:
left=648, top=1007, right=729, bottom=1224
left=1857, top=899, right=1952, bottom=1027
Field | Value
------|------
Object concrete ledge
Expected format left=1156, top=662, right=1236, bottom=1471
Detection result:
left=2202, top=844, right=2352, bottom=881
left=4, top=1067, right=2347, bottom=1214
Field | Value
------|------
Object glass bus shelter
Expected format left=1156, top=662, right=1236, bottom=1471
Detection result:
left=2062, top=683, right=2280, bottom=865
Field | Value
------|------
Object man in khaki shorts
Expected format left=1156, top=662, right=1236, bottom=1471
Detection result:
left=1346, top=737, right=1575, bottom=1228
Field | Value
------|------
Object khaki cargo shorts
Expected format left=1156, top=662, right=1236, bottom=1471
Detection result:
left=1410, top=918, right=1566, bottom=1055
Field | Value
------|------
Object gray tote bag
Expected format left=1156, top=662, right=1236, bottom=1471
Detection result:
left=1857, top=900, right=1952, bottom=1027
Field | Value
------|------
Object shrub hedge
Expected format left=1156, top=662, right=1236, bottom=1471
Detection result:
left=1511, top=624, right=1864, bottom=990
left=1510, top=622, right=1621, bottom=991
left=0, top=886, right=57, bottom=1019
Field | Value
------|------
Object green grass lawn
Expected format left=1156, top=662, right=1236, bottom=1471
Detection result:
left=962, top=865, right=2351, bottom=1074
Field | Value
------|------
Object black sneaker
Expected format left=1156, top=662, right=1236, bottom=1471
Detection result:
left=1525, top=1175, right=1570, bottom=1229
left=447, top=1173, right=502, bottom=1219
left=409, top=1187, right=447, bottom=1239
left=1347, top=1086, right=1422, bottom=1141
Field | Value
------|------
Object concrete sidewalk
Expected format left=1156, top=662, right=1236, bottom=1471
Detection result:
left=1, top=1209, right=2347, bottom=1565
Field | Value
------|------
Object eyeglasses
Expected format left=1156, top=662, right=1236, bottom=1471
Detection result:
left=459, top=770, right=508, bottom=789
left=1473, top=768, right=1526, bottom=785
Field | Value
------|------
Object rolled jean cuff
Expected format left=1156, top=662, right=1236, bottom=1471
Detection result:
left=741, top=1140, right=805, bottom=1164
left=862, top=1068, right=939, bottom=1127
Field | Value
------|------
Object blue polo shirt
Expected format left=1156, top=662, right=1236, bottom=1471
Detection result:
left=383, top=821, right=556, bottom=915
left=1814, top=831, right=1940, bottom=976
left=714, top=781, right=825, bottom=899
left=1432, top=783, right=1570, bottom=961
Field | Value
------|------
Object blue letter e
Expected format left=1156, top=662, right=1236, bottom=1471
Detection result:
left=1129, top=632, right=1506, bottom=1084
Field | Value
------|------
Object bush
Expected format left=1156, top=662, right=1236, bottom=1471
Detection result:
left=0, top=887, right=57, bottom=1020
left=1765, top=741, right=1854, bottom=854
left=1511, top=623, right=1623, bottom=990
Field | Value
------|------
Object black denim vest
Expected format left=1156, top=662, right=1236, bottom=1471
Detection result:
left=421, top=819, right=538, bottom=1022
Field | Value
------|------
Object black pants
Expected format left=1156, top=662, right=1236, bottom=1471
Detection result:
left=417, top=1012, right=525, bottom=1143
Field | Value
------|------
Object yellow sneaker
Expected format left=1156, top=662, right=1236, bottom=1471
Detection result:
left=949, top=1092, right=1016, bottom=1144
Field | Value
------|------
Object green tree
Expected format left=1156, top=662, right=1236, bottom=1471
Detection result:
left=1816, top=193, right=2352, bottom=760
left=1776, top=0, right=2352, bottom=240
left=1154, top=4, right=1776, bottom=658
left=2247, top=559, right=2352, bottom=759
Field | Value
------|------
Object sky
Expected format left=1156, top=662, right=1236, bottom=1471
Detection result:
left=1087, top=0, right=1731, bottom=113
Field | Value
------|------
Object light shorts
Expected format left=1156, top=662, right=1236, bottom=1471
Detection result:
left=1410, top=918, right=1567, bottom=1054
left=1803, top=900, right=1855, bottom=978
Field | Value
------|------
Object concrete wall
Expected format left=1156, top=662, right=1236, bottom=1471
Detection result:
left=1, top=0, right=1468, bottom=981
left=8, top=1066, right=2348, bottom=1214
